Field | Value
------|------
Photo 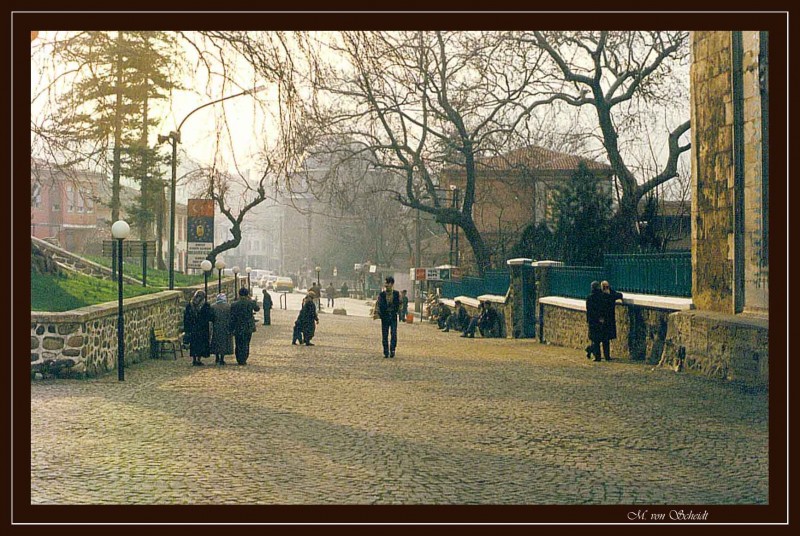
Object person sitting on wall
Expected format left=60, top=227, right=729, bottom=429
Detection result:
left=444, top=300, right=469, bottom=333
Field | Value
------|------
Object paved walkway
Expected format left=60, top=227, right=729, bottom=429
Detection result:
left=30, top=308, right=768, bottom=506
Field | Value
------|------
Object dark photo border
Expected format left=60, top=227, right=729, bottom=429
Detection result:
left=9, top=3, right=793, bottom=527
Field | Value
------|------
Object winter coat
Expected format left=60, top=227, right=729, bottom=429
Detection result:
left=586, top=289, right=607, bottom=342
left=377, top=289, right=401, bottom=321
left=210, top=302, right=234, bottom=355
left=262, top=290, right=273, bottom=310
left=298, top=299, right=318, bottom=338
left=601, top=288, right=624, bottom=340
left=229, top=297, right=260, bottom=336
left=184, top=302, right=212, bottom=357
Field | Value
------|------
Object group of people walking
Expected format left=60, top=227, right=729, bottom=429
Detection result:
left=183, top=287, right=261, bottom=366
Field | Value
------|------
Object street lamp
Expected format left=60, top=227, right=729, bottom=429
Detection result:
left=315, top=266, right=321, bottom=310
left=233, top=266, right=240, bottom=297
left=201, top=259, right=213, bottom=300
left=158, top=85, right=267, bottom=291
left=246, top=266, right=252, bottom=290
left=215, top=258, right=225, bottom=294
left=111, top=220, right=130, bottom=382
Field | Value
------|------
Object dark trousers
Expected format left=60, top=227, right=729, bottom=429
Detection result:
left=381, top=316, right=398, bottom=356
left=234, top=331, right=252, bottom=364
left=327, top=297, right=334, bottom=307
left=292, top=323, right=304, bottom=344
left=263, top=307, right=271, bottom=325
left=589, top=340, right=611, bottom=360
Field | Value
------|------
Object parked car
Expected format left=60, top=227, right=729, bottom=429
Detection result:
left=274, top=276, right=294, bottom=292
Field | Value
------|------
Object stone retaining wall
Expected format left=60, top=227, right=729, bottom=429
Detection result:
left=659, top=310, right=768, bottom=386
left=540, top=302, right=672, bottom=364
left=30, top=278, right=239, bottom=379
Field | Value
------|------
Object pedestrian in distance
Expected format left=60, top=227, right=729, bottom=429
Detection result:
left=297, top=292, right=319, bottom=346
left=340, top=282, right=349, bottom=298
left=209, top=293, right=233, bottom=365
left=184, top=290, right=212, bottom=366
left=376, top=275, right=401, bottom=358
left=229, top=287, right=260, bottom=365
left=399, top=289, right=409, bottom=323
left=599, top=280, right=624, bottom=361
left=445, top=300, right=469, bottom=333
left=326, top=283, right=336, bottom=308
left=261, top=287, right=273, bottom=326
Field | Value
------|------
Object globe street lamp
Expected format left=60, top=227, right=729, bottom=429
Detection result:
left=158, top=85, right=266, bottom=291
left=315, top=266, right=321, bottom=310
left=111, top=220, right=130, bottom=382
left=246, top=266, right=252, bottom=290
left=215, top=259, right=225, bottom=294
left=232, top=266, right=240, bottom=298
left=200, top=259, right=213, bottom=300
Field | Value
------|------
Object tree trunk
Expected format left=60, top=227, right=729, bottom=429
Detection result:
left=459, top=217, right=492, bottom=276
left=156, top=184, right=166, bottom=270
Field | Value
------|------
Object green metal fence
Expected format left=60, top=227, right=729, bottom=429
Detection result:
left=604, top=252, right=692, bottom=297
left=440, top=270, right=510, bottom=299
left=548, top=266, right=607, bottom=299
left=546, top=252, right=692, bottom=298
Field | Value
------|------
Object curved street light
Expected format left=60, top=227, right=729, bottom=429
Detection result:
left=246, top=266, right=252, bottom=290
left=201, top=259, right=213, bottom=300
left=232, top=266, right=240, bottom=297
left=158, top=85, right=267, bottom=290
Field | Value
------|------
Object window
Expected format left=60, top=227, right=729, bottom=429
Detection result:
left=66, top=185, right=74, bottom=213
left=86, top=197, right=94, bottom=214
left=32, top=183, right=41, bottom=208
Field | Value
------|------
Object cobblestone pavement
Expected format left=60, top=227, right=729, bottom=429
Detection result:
left=30, top=309, right=769, bottom=506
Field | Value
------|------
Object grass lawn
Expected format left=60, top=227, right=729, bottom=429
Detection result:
left=85, top=255, right=205, bottom=288
left=31, top=269, right=163, bottom=312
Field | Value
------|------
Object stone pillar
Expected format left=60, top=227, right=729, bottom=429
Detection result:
left=532, top=260, right=563, bottom=342
left=506, top=258, right=535, bottom=338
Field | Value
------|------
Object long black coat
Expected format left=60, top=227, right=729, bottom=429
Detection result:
left=585, top=289, right=606, bottom=342
left=298, top=299, right=318, bottom=339
left=210, top=302, right=234, bottom=355
left=601, top=289, right=624, bottom=340
left=184, top=302, right=212, bottom=357
left=377, top=289, right=400, bottom=321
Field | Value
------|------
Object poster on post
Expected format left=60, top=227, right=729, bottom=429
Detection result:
left=187, top=199, right=214, bottom=269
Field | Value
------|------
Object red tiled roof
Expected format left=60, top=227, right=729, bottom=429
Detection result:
left=476, top=146, right=612, bottom=173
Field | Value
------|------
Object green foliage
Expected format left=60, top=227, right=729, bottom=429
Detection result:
left=31, top=268, right=160, bottom=312
left=637, top=193, right=666, bottom=252
left=551, top=162, right=614, bottom=266
left=509, top=221, right=559, bottom=261
left=86, top=255, right=205, bottom=288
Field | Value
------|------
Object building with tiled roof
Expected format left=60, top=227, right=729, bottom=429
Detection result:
left=438, top=145, right=614, bottom=266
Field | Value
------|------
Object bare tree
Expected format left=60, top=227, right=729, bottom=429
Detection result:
left=523, top=31, right=691, bottom=247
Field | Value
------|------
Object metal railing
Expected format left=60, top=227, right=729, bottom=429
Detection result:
left=440, top=270, right=510, bottom=299
left=548, top=266, right=607, bottom=299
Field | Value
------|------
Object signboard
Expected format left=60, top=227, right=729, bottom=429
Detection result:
left=354, top=263, right=362, bottom=271
left=450, top=267, right=462, bottom=280
left=425, top=268, right=440, bottom=281
left=414, top=268, right=426, bottom=281
left=187, top=199, right=214, bottom=269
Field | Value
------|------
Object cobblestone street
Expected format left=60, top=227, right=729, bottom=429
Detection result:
left=30, top=307, right=769, bottom=506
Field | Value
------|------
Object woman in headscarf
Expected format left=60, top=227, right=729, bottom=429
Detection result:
left=209, top=293, right=233, bottom=365
left=183, top=289, right=212, bottom=366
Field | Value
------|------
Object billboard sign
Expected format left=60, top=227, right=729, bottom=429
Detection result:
left=187, top=199, right=214, bottom=269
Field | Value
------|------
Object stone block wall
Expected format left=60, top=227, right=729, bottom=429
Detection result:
left=31, top=291, right=183, bottom=378
left=659, top=310, right=768, bottom=386
left=540, top=302, right=672, bottom=363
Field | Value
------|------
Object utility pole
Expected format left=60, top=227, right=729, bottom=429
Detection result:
left=415, top=207, right=421, bottom=314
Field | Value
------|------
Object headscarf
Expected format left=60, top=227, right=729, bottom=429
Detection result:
left=191, top=290, right=206, bottom=310
left=215, top=293, right=227, bottom=304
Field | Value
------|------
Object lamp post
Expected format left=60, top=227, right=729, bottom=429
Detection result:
left=233, top=266, right=240, bottom=297
left=315, top=266, right=321, bottom=310
left=201, top=259, right=213, bottom=300
left=158, top=85, right=266, bottom=291
left=246, top=266, right=252, bottom=290
left=215, top=259, right=225, bottom=294
left=111, top=220, right=130, bottom=382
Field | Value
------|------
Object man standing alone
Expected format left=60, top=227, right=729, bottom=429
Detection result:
left=377, top=276, right=401, bottom=358
left=230, top=287, right=260, bottom=365
left=261, top=287, right=273, bottom=325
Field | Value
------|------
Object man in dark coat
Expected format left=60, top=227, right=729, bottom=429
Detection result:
left=436, top=301, right=451, bottom=330
left=585, top=281, right=606, bottom=362
left=326, top=283, right=336, bottom=308
left=445, top=300, right=469, bottom=333
left=599, top=280, right=624, bottom=360
left=261, top=288, right=273, bottom=325
left=229, top=287, right=260, bottom=365
left=184, top=290, right=212, bottom=366
left=210, top=293, right=233, bottom=365
left=377, top=276, right=401, bottom=358
left=297, top=293, right=319, bottom=346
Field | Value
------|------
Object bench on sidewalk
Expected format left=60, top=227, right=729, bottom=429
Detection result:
left=151, top=328, right=183, bottom=360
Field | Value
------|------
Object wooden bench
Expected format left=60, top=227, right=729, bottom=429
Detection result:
left=152, top=329, right=183, bottom=360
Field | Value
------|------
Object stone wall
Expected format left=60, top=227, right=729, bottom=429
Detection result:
left=659, top=310, right=768, bottom=386
left=690, top=31, right=768, bottom=313
left=29, top=278, right=239, bottom=379
left=31, top=291, right=184, bottom=378
left=540, top=301, right=673, bottom=364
